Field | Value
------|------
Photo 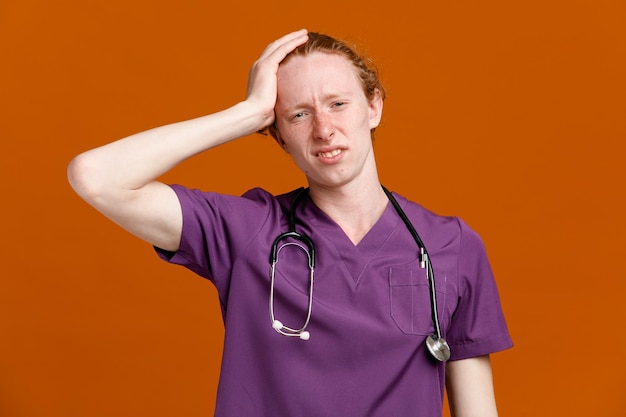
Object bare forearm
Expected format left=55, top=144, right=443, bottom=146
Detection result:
left=68, top=29, right=309, bottom=202
left=68, top=100, right=267, bottom=198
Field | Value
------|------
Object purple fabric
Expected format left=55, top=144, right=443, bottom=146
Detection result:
left=156, top=186, right=512, bottom=416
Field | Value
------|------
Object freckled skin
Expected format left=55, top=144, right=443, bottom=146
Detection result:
left=274, top=52, right=382, bottom=192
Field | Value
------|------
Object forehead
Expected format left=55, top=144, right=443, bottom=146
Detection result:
left=276, top=52, right=364, bottom=102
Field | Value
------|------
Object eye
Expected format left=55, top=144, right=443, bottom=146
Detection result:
left=333, top=102, right=345, bottom=108
left=289, top=111, right=308, bottom=121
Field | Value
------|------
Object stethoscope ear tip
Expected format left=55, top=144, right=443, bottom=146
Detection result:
left=272, top=319, right=310, bottom=340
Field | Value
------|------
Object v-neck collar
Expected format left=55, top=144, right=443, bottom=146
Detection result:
left=296, top=192, right=402, bottom=285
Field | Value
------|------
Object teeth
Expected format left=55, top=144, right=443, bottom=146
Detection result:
left=318, top=149, right=342, bottom=158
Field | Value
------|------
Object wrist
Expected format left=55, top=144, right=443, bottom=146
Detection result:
left=238, top=99, right=275, bottom=134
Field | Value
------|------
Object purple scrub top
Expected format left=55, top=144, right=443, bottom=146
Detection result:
left=156, top=186, right=512, bottom=417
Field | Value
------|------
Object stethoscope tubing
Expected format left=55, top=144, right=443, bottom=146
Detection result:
left=269, top=237, right=315, bottom=337
left=269, top=186, right=450, bottom=360
left=269, top=190, right=316, bottom=340
left=382, top=186, right=444, bottom=341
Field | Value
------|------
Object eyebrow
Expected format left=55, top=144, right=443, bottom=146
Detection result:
left=281, top=92, right=353, bottom=114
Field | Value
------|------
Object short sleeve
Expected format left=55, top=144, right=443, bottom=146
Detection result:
left=154, top=185, right=275, bottom=289
left=446, top=219, right=513, bottom=360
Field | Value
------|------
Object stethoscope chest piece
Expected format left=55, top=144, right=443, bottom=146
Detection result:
left=426, top=335, right=451, bottom=362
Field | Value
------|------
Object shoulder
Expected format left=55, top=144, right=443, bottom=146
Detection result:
left=167, top=184, right=308, bottom=223
left=390, top=192, right=462, bottom=244
left=390, top=191, right=489, bottom=256
left=244, top=186, right=305, bottom=210
left=169, top=185, right=284, bottom=209
left=392, top=192, right=457, bottom=226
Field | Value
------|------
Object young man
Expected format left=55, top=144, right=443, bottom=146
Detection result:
left=68, top=29, right=512, bottom=416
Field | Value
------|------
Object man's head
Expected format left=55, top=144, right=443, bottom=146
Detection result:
left=270, top=33, right=385, bottom=190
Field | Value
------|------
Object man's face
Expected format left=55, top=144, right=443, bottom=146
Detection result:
left=274, top=52, right=382, bottom=190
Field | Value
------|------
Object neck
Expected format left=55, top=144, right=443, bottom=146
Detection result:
left=308, top=180, right=389, bottom=245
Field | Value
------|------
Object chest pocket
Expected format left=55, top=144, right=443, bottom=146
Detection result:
left=389, top=267, right=444, bottom=335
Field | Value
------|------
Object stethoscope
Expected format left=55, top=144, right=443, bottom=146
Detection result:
left=269, top=186, right=451, bottom=362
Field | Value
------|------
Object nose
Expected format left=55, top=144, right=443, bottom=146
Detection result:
left=313, top=111, right=334, bottom=141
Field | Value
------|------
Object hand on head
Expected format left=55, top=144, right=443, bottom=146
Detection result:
left=245, top=29, right=309, bottom=131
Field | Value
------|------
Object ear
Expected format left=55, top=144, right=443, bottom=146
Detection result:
left=271, top=127, right=290, bottom=154
left=368, top=89, right=383, bottom=130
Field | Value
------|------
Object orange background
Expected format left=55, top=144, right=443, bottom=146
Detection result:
left=1, top=0, right=625, bottom=415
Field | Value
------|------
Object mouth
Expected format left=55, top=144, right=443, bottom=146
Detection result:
left=316, top=149, right=343, bottom=159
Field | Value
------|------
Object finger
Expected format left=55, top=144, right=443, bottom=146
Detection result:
left=260, top=29, right=307, bottom=55
left=258, top=29, right=308, bottom=61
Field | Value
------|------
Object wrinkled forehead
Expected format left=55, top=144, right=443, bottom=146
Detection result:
left=276, top=52, right=364, bottom=100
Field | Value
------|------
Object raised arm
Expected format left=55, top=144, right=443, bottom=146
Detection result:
left=67, top=29, right=309, bottom=251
